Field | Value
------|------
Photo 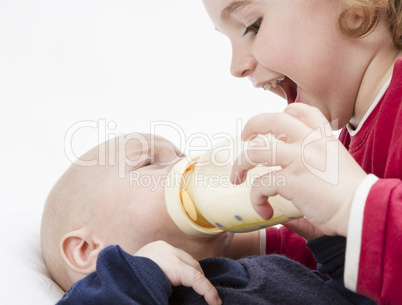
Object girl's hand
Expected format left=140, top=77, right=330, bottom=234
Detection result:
left=283, top=218, right=324, bottom=242
left=135, top=241, right=222, bottom=305
left=231, top=103, right=367, bottom=237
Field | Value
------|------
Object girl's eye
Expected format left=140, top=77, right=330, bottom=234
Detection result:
left=243, top=18, right=262, bottom=36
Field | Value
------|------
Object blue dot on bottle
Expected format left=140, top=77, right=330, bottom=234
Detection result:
left=234, top=215, right=243, bottom=221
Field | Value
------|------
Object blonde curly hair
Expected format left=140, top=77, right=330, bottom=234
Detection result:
left=339, top=0, right=402, bottom=48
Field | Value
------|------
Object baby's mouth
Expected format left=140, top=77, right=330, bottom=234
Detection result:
left=262, top=77, right=298, bottom=105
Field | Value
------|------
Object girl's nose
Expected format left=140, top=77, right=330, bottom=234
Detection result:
left=230, top=47, right=256, bottom=78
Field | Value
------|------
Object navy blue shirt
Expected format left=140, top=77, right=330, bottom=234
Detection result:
left=58, top=236, right=374, bottom=304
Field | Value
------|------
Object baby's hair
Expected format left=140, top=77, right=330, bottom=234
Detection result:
left=339, top=0, right=402, bottom=48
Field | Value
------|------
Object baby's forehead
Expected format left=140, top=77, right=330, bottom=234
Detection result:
left=98, top=133, right=179, bottom=168
left=73, top=133, right=179, bottom=177
left=118, top=133, right=172, bottom=157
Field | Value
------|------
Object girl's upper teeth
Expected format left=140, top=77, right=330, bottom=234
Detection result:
left=262, top=77, right=285, bottom=90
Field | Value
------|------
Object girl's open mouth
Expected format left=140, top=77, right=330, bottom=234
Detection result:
left=263, top=77, right=298, bottom=105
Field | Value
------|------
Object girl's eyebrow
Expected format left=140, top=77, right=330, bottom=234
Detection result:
left=221, top=0, right=254, bottom=20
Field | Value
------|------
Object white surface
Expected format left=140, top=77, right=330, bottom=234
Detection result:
left=0, top=211, right=64, bottom=304
left=0, top=0, right=285, bottom=217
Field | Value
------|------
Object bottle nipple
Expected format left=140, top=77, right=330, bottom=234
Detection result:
left=164, top=156, right=224, bottom=238
left=179, top=160, right=216, bottom=229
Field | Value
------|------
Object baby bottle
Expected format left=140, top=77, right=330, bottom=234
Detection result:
left=164, top=134, right=303, bottom=238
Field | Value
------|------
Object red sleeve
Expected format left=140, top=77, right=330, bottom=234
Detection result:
left=357, top=179, right=402, bottom=303
left=264, top=226, right=317, bottom=270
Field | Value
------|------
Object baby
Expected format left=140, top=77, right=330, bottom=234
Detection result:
left=41, top=133, right=236, bottom=302
left=41, top=132, right=359, bottom=304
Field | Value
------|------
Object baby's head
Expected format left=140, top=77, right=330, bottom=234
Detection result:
left=41, top=133, right=234, bottom=291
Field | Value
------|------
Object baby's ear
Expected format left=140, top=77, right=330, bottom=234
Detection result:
left=60, top=229, right=104, bottom=274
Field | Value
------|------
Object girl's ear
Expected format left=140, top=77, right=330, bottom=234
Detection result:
left=341, top=6, right=366, bottom=31
left=60, top=229, right=104, bottom=274
left=339, top=5, right=380, bottom=37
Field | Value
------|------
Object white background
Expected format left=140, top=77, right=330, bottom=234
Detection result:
left=0, top=0, right=285, bottom=216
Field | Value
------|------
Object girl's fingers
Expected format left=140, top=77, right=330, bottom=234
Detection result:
left=233, top=104, right=335, bottom=185
left=242, top=104, right=331, bottom=144
left=284, top=103, right=332, bottom=130
left=241, top=111, right=310, bottom=143
left=231, top=141, right=293, bottom=184
left=282, top=218, right=324, bottom=241
left=249, top=175, right=278, bottom=219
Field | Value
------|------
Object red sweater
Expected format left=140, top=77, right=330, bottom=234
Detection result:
left=340, top=58, right=402, bottom=304
left=263, top=225, right=317, bottom=270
